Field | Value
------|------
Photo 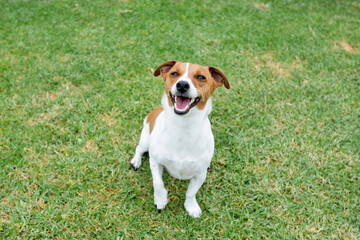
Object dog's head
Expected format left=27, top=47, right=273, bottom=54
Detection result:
left=154, top=60, right=230, bottom=115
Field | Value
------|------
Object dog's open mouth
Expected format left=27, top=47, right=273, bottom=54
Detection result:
left=170, top=92, right=201, bottom=115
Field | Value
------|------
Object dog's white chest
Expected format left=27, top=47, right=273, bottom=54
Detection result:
left=149, top=113, right=214, bottom=180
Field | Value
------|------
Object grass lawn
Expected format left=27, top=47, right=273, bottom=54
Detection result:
left=1, top=0, right=359, bottom=238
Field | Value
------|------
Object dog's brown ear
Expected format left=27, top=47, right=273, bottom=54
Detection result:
left=209, top=66, right=230, bottom=89
left=154, top=60, right=178, bottom=77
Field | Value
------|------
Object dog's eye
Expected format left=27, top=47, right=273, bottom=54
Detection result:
left=197, top=75, right=206, bottom=80
left=170, top=72, right=179, bottom=76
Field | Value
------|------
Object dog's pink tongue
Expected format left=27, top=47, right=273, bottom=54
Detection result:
left=176, top=97, right=191, bottom=110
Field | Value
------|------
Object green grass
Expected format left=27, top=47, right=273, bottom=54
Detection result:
left=0, top=0, right=359, bottom=238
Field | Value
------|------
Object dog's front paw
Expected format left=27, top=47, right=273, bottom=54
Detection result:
left=184, top=198, right=202, bottom=218
left=130, top=156, right=142, bottom=171
left=154, top=189, right=168, bottom=212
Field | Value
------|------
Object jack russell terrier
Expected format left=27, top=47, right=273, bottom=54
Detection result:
left=130, top=60, right=230, bottom=218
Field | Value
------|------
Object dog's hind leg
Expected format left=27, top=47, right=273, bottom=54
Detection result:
left=130, top=120, right=150, bottom=170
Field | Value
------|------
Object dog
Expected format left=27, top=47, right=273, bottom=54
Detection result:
left=130, top=60, right=230, bottom=218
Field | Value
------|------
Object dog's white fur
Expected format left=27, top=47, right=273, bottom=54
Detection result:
left=130, top=60, right=229, bottom=218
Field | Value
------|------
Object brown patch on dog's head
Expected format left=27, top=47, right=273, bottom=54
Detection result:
left=154, top=60, right=185, bottom=107
left=187, top=64, right=229, bottom=110
left=154, top=60, right=178, bottom=77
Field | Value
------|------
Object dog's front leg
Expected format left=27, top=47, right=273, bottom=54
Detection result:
left=184, top=170, right=207, bottom=218
left=149, top=158, right=168, bottom=212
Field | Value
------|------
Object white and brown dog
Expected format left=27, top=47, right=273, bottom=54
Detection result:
left=130, top=60, right=230, bottom=218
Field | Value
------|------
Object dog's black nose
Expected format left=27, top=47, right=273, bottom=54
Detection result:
left=176, top=81, right=190, bottom=93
